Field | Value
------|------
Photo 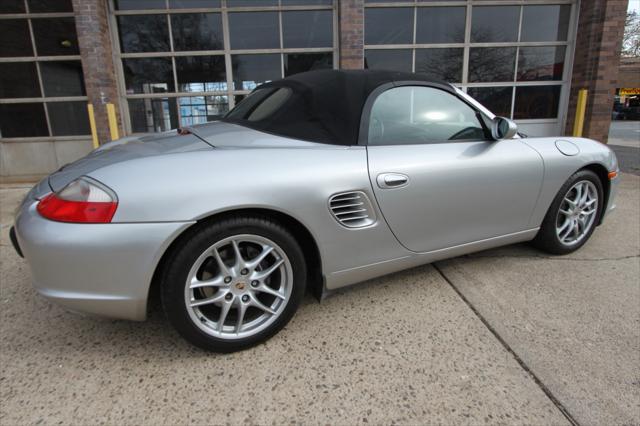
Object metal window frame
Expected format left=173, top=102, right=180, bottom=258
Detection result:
left=364, top=0, right=578, bottom=126
left=108, top=0, right=339, bottom=134
left=0, top=0, right=89, bottom=141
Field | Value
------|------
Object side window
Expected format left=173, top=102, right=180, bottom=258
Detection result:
left=368, top=86, right=487, bottom=145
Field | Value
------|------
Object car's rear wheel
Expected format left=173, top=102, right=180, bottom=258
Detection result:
left=161, top=216, right=306, bottom=352
left=533, top=169, right=603, bottom=255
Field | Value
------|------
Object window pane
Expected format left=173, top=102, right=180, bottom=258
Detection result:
left=467, top=87, right=513, bottom=118
left=231, top=54, right=280, bottom=90
left=0, top=0, right=25, bottom=13
left=122, top=58, right=174, bottom=94
left=0, top=62, right=41, bottom=98
left=128, top=98, right=179, bottom=133
left=415, top=48, right=463, bottom=83
left=229, top=12, right=279, bottom=49
left=47, top=101, right=90, bottom=136
left=369, top=86, right=486, bottom=145
left=0, top=103, right=48, bottom=137
left=169, top=0, right=221, bottom=7
left=416, top=7, right=465, bottom=44
left=521, top=5, right=571, bottom=42
left=179, top=95, right=228, bottom=126
left=0, top=20, right=33, bottom=57
left=517, top=46, right=566, bottom=82
left=471, top=6, right=519, bottom=43
left=114, top=0, right=166, bottom=10
left=282, top=11, right=333, bottom=48
left=227, top=0, right=278, bottom=6
left=176, top=56, right=227, bottom=92
left=365, top=49, right=412, bottom=72
left=285, top=52, right=333, bottom=76
left=171, top=13, right=223, bottom=51
left=468, top=47, right=516, bottom=83
left=31, top=18, right=80, bottom=56
left=365, top=8, right=413, bottom=45
left=281, top=0, right=332, bottom=5
left=118, top=15, right=170, bottom=53
left=27, top=0, right=73, bottom=12
left=39, top=61, right=86, bottom=97
left=514, top=86, right=561, bottom=119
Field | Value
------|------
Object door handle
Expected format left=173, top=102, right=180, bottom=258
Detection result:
left=377, top=173, right=409, bottom=189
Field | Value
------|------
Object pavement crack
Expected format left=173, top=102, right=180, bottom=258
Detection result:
left=465, top=254, right=639, bottom=262
left=433, top=263, right=581, bottom=426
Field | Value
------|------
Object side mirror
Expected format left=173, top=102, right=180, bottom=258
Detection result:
left=491, top=117, right=518, bottom=140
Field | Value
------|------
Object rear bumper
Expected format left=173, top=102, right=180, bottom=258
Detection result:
left=14, top=199, right=192, bottom=321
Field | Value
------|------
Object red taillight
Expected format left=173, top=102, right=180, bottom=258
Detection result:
left=37, top=178, right=118, bottom=223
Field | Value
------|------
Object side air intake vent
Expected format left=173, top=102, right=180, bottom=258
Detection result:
left=329, top=191, right=377, bottom=228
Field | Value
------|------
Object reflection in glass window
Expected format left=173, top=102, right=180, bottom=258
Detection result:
left=231, top=54, right=281, bottom=90
left=114, top=0, right=166, bottom=10
left=365, top=49, right=412, bottom=73
left=31, top=18, right=80, bottom=56
left=468, top=87, right=513, bottom=118
left=179, top=95, right=229, bottom=126
left=517, top=46, right=566, bottom=81
left=171, top=13, right=224, bottom=51
left=468, top=47, right=516, bottom=83
left=227, top=0, right=278, bottom=6
left=176, top=56, right=227, bottom=92
left=0, top=62, right=41, bottom=98
left=416, top=7, right=465, bottom=44
left=369, top=86, right=486, bottom=145
left=521, top=5, right=571, bottom=42
left=47, top=101, right=91, bottom=136
left=514, top=86, right=561, bottom=119
left=27, top=0, right=73, bottom=13
left=285, top=53, right=333, bottom=76
left=282, top=11, right=333, bottom=49
left=471, top=6, right=519, bottom=43
left=117, top=15, right=170, bottom=53
left=40, top=61, right=86, bottom=97
left=415, top=48, right=463, bottom=83
left=123, top=58, right=174, bottom=94
left=0, top=103, right=48, bottom=138
left=228, top=12, right=279, bottom=50
left=128, top=98, right=179, bottom=133
left=365, top=8, right=413, bottom=45
left=0, top=0, right=25, bottom=13
left=0, top=20, right=33, bottom=57
left=169, top=0, right=221, bottom=7
left=281, top=0, right=332, bottom=4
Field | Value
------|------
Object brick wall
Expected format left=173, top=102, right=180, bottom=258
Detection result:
left=565, top=0, right=628, bottom=143
left=72, top=0, right=122, bottom=145
left=339, top=0, right=364, bottom=69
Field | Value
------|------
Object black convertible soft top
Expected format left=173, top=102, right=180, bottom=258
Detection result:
left=222, top=69, right=454, bottom=146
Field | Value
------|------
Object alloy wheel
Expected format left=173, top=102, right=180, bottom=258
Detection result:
left=555, top=180, right=598, bottom=247
left=184, top=234, right=293, bottom=340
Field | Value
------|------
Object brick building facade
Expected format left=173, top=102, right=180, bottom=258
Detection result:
left=0, top=0, right=629, bottom=180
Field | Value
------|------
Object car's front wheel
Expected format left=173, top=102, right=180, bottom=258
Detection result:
left=533, top=169, right=604, bottom=255
left=161, top=216, right=306, bottom=352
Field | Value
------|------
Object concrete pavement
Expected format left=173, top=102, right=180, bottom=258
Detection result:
left=1, top=175, right=638, bottom=425
left=609, top=121, right=640, bottom=175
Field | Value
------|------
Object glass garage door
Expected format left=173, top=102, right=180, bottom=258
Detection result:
left=110, top=0, right=337, bottom=133
left=364, top=0, right=578, bottom=137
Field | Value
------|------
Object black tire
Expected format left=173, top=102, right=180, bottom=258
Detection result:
left=532, top=169, right=604, bottom=255
left=160, top=215, right=306, bottom=352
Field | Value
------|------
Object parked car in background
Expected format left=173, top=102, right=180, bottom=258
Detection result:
left=11, top=70, right=619, bottom=352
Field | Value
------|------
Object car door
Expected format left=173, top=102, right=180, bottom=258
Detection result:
left=365, top=84, right=543, bottom=253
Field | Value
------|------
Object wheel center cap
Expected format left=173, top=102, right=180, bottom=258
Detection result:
left=235, top=282, right=246, bottom=290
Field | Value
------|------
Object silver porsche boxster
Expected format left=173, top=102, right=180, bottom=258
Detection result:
left=11, top=70, right=619, bottom=352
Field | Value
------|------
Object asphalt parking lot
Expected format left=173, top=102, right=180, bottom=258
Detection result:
left=1, top=174, right=638, bottom=425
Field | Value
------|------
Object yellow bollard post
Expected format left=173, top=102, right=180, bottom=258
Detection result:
left=87, top=103, right=99, bottom=149
left=106, top=103, right=120, bottom=141
left=572, top=88, right=588, bottom=137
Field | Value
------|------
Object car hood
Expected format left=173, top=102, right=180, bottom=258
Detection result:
left=47, top=121, right=324, bottom=192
